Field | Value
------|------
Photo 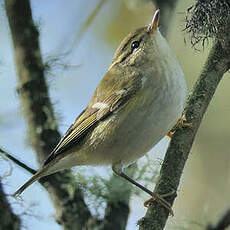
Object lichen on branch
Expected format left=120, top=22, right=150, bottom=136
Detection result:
left=185, top=0, right=230, bottom=46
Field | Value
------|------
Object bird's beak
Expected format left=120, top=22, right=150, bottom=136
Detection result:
left=148, top=9, right=160, bottom=32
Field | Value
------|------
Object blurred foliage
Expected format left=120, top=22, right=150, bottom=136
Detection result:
left=123, top=0, right=151, bottom=9
left=74, top=156, right=160, bottom=217
left=66, top=0, right=106, bottom=54
left=104, top=0, right=154, bottom=44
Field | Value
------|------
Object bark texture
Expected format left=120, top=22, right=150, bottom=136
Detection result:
left=0, top=182, right=20, bottom=230
left=4, top=0, right=132, bottom=229
left=138, top=40, right=230, bottom=229
left=4, top=1, right=91, bottom=229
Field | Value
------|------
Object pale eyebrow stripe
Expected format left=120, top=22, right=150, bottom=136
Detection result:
left=119, top=36, right=144, bottom=63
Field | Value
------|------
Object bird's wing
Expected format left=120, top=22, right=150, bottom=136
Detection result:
left=43, top=78, right=140, bottom=166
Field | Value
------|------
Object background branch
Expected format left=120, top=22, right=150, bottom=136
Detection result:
left=0, top=181, right=21, bottom=230
left=4, top=0, right=229, bottom=229
left=3, top=0, right=133, bottom=229
left=0, top=147, right=36, bottom=175
left=4, top=1, right=91, bottom=229
left=0, top=146, right=132, bottom=230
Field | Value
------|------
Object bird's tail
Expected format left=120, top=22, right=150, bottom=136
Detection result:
left=13, top=168, right=47, bottom=197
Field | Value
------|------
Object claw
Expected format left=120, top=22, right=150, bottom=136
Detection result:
left=167, top=113, right=191, bottom=138
left=144, top=190, right=175, bottom=216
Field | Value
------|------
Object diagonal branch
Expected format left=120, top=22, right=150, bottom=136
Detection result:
left=62, top=0, right=106, bottom=55
left=0, top=181, right=21, bottom=230
left=138, top=40, right=230, bottom=229
left=139, top=1, right=230, bottom=228
left=4, top=0, right=91, bottom=229
left=0, top=147, right=36, bottom=175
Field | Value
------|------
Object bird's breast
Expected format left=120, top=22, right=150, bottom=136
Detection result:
left=81, top=69, right=186, bottom=166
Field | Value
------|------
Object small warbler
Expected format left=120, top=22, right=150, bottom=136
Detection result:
left=14, top=10, right=187, bottom=211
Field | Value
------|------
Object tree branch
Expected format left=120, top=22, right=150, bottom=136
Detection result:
left=3, top=0, right=133, bottom=228
left=0, top=181, right=21, bottom=230
left=93, top=165, right=135, bottom=230
left=4, top=0, right=91, bottom=229
left=1, top=144, right=133, bottom=230
left=138, top=39, right=230, bottom=230
left=138, top=1, right=230, bottom=228
left=0, top=147, right=36, bottom=175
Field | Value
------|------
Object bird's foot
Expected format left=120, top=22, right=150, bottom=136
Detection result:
left=144, top=190, right=175, bottom=216
left=167, top=113, right=190, bottom=138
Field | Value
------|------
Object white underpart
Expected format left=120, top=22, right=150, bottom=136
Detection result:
left=92, top=102, right=109, bottom=110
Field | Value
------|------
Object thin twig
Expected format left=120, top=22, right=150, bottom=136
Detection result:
left=4, top=1, right=92, bottom=229
left=0, top=147, right=36, bottom=175
left=57, top=0, right=106, bottom=55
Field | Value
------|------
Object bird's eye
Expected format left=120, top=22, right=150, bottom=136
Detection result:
left=131, top=40, right=140, bottom=50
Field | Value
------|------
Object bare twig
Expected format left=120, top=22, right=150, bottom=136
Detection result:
left=0, top=147, right=36, bottom=175
left=57, top=0, right=106, bottom=55
left=4, top=0, right=132, bottom=229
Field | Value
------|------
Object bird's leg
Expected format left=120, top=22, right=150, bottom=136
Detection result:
left=143, top=190, right=175, bottom=208
left=112, top=164, right=174, bottom=216
left=167, top=113, right=190, bottom=138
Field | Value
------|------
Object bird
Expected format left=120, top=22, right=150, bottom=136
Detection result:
left=14, top=9, right=187, bottom=212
